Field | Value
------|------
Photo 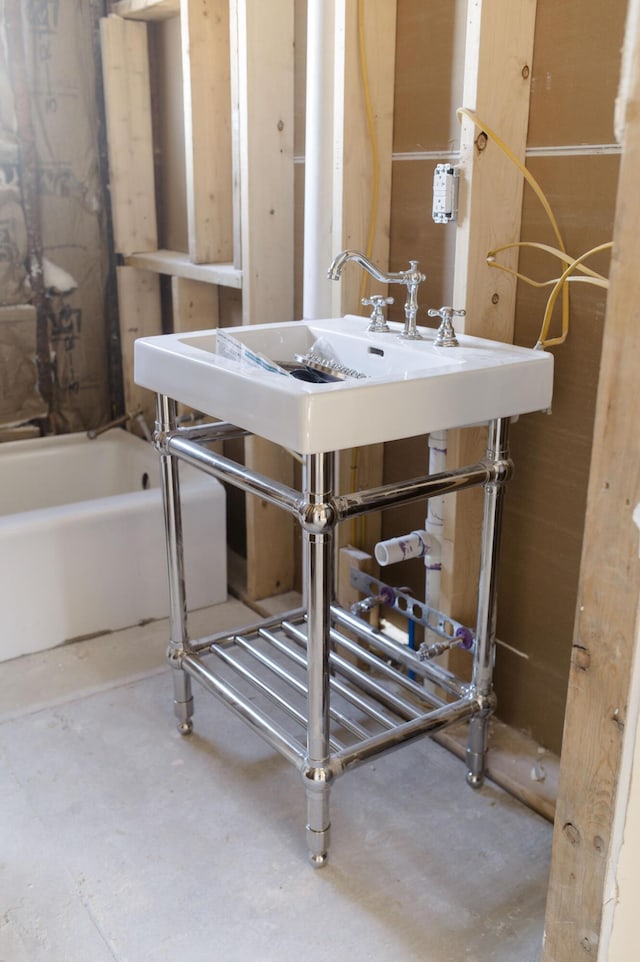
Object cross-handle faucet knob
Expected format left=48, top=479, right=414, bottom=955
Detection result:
left=428, top=306, right=466, bottom=347
left=361, top=294, right=394, bottom=333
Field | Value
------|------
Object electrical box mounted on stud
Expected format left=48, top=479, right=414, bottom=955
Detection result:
left=432, top=164, right=459, bottom=224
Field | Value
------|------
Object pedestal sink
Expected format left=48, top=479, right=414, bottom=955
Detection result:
left=134, top=314, right=553, bottom=452
left=134, top=312, right=555, bottom=866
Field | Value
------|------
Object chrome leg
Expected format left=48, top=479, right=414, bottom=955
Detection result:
left=157, top=395, right=194, bottom=735
left=466, top=418, right=511, bottom=788
left=301, top=452, right=335, bottom=866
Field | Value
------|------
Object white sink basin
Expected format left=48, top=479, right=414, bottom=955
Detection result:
left=134, top=315, right=553, bottom=453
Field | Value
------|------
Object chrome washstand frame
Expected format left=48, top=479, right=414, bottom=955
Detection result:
left=154, top=394, right=512, bottom=866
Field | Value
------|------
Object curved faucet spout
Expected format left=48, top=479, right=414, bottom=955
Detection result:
left=327, top=249, right=403, bottom=284
left=327, top=250, right=426, bottom=340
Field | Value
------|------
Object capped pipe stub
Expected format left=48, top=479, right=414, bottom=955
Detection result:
left=455, top=626, right=474, bottom=650
left=374, top=530, right=431, bottom=566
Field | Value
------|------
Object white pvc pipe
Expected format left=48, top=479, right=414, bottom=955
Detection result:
left=425, top=430, right=447, bottom=612
left=303, top=0, right=336, bottom=320
left=375, top=530, right=432, bottom=567
left=372, top=431, right=447, bottom=617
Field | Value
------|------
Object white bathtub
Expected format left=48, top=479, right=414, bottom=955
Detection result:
left=0, top=430, right=227, bottom=662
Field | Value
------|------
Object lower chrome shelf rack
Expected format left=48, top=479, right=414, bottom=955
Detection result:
left=181, top=605, right=476, bottom=778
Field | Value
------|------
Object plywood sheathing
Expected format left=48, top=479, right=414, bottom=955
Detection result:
left=496, top=156, right=618, bottom=751
left=495, top=0, right=626, bottom=753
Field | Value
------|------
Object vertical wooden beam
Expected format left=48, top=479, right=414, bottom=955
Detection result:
left=542, top=9, right=640, bottom=957
left=171, top=276, right=220, bottom=422
left=228, top=0, right=242, bottom=270
left=304, top=0, right=397, bottom=321
left=180, top=0, right=233, bottom=263
left=234, top=0, right=294, bottom=323
left=116, top=266, right=162, bottom=427
left=441, top=0, right=537, bottom=627
left=233, top=0, right=296, bottom=599
left=100, top=15, right=157, bottom=255
left=170, top=276, right=219, bottom=332
left=332, top=1, right=397, bottom=559
left=332, top=0, right=397, bottom=316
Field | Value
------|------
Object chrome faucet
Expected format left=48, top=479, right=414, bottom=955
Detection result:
left=327, top=250, right=426, bottom=340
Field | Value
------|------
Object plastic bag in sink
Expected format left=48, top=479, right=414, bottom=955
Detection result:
left=216, top=329, right=291, bottom=376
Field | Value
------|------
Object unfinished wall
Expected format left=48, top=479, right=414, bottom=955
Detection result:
left=495, top=0, right=625, bottom=752
left=386, top=0, right=625, bottom=752
left=0, top=0, right=114, bottom=435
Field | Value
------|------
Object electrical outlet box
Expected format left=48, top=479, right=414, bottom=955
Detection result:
left=432, top=164, right=459, bottom=224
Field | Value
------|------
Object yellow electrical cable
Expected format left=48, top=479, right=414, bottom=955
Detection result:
left=487, top=241, right=609, bottom=287
left=537, top=242, right=613, bottom=347
left=456, top=108, right=566, bottom=256
left=456, top=107, right=571, bottom=347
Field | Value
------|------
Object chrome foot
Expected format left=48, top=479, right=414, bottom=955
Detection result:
left=177, top=719, right=193, bottom=736
left=466, top=770, right=484, bottom=790
left=305, top=818, right=330, bottom=869
left=309, top=851, right=328, bottom=868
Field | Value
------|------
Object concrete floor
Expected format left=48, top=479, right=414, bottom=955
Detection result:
left=0, top=599, right=551, bottom=962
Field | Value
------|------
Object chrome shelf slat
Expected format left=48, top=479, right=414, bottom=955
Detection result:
left=233, top=633, right=371, bottom=742
left=208, top=641, right=346, bottom=753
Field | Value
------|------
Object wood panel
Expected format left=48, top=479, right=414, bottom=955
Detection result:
left=542, top=10, right=640, bottom=955
left=181, top=0, right=233, bottom=263
left=392, top=0, right=462, bottom=154
left=495, top=154, right=618, bottom=752
left=528, top=0, right=628, bottom=147
left=170, top=276, right=219, bottom=332
left=233, top=0, right=296, bottom=599
left=234, top=0, right=294, bottom=323
left=125, top=249, right=241, bottom=286
left=100, top=16, right=157, bottom=255
left=116, top=266, right=162, bottom=427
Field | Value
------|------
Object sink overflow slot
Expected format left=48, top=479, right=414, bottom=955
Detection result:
left=368, top=346, right=385, bottom=357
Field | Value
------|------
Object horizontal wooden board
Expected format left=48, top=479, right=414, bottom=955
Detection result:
left=125, top=249, right=242, bottom=286
left=112, top=0, right=179, bottom=21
